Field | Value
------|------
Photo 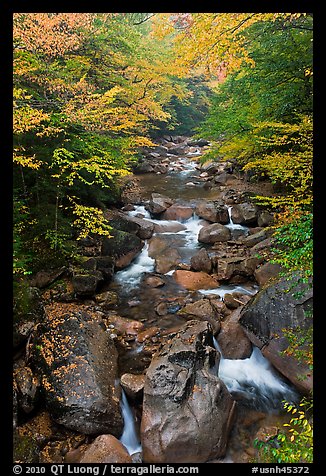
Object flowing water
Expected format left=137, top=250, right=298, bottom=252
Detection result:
left=110, top=148, right=298, bottom=462
left=119, top=390, right=142, bottom=456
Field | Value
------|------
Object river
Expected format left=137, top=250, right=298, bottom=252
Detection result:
left=105, top=144, right=298, bottom=462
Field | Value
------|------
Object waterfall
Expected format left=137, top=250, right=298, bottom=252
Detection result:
left=119, top=390, right=142, bottom=455
left=225, top=206, right=249, bottom=231
left=213, top=338, right=298, bottom=411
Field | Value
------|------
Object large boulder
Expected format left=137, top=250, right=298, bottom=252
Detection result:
left=72, top=270, right=104, bottom=298
left=257, top=210, right=274, bottom=227
left=190, top=248, right=212, bottom=273
left=29, top=267, right=66, bottom=289
left=79, top=435, right=132, bottom=463
left=187, top=139, right=209, bottom=147
left=146, top=193, right=174, bottom=215
left=120, top=373, right=145, bottom=401
left=140, top=321, right=236, bottom=463
left=254, top=261, right=283, bottom=287
left=195, top=201, right=229, bottom=224
left=239, top=273, right=313, bottom=395
left=178, top=299, right=221, bottom=334
left=148, top=236, right=182, bottom=274
left=216, top=256, right=261, bottom=281
left=161, top=205, right=193, bottom=221
left=105, top=209, right=154, bottom=240
left=173, top=270, right=219, bottom=291
left=81, top=256, right=115, bottom=281
left=198, top=223, right=231, bottom=243
left=29, top=303, right=123, bottom=435
left=230, top=203, right=259, bottom=226
left=240, top=229, right=269, bottom=247
left=101, top=229, right=144, bottom=268
left=14, top=366, right=41, bottom=414
left=217, top=307, right=252, bottom=359
left=128, top=216, right=154, bottom=240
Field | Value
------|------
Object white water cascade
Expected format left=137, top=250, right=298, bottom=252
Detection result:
left=119, top=390, right=142, bottom=455
left=225, top=206, right=249, bottom=232
left=114, top=242, right=155, bottom=289
left=213, top=338, right=298, bottom=411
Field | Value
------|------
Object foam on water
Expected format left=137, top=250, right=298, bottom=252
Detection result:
left=175, top=213, right=203, bottom=247
left=199, top=284, right=258, bottom=299
left=213, top=338, right=298, bottom=411
left=127, top=205, right=151, bottom=219
left=115, top=242, right=155, bottom=288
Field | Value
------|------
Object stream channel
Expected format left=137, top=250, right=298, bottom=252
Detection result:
left=104, top=145, right=298, bottom=463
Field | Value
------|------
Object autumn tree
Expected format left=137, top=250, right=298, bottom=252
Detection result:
left=13, top=13, right=190, bottom=273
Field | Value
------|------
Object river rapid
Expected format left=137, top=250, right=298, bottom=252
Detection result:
left=105, top=142, right=298, bottom=463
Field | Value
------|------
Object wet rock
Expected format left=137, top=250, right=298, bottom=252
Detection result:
left=29, top=267, right=66, bottom=289
left=200, top=161, right=220, bottom=174
left=209, top=298, right=230, bottom=318
left=140, top=320, right=236, bottom=463
left=250, top=237, right=275, bottom=256
left=258, top=210, right=274, bottom=227
left=173, top=270, right=219, bottom=291
left=95, top=290, right=119, bottom=307
left=169, top=145, right=187, bottom=156
left=148, top=236, right=181, bottom=274
left=223, top=293, right=244, bottom=309
left=129, top=216, right=155, bottom=240
left=217, top=307, right=252, bottom=359
left=214, top=172, right=230, bottom=185
left=120, top=373, right=145, bottom=400
left=239, top=273, right=313, bottom=395
left=14, top=285, right=45, bottom=349
left=195, top=201, right=229, bottom=224
left=178, top=299, right=221, bottom=334
left=101, top=228, right=144, bottom=263
left=79, top=435, right=132, bottom=463
left=198, top=223, right=231, bottom=243
left=145, top=276, right=165, bottom=288
left=72, top=271, right=104, bottom=298
left=153, top=222, right=186, bottom=233
left=240, top=229, right=270, bottom=247
left=137, top=327, right=160, bottom=343
left=105, top=313, right=144, bottom=336
left=133, top=161, right=155, bottom=174
left=156, top=249, right=181, bottom=274
left=190, top=248, right=212, bottom=273
left=81, top=256, right=115, bottom=280
left=29, top=303, right=123, bottom=435
left=216, top=256, right=261, bottom=281
left=187, top=139, right=209, bottom=147
left=254, top=262, right=283, bottom=287
left=161, top=204, right=193, bottom=221
left=14, top=366, right=40, bottom=414
left=115, top=251, right=141, bottom=270
left=230, top=203, right=259, bottom=226
left=105, top=212, right=140, bottom=235
left=146, top=193, right=174, bottom=215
